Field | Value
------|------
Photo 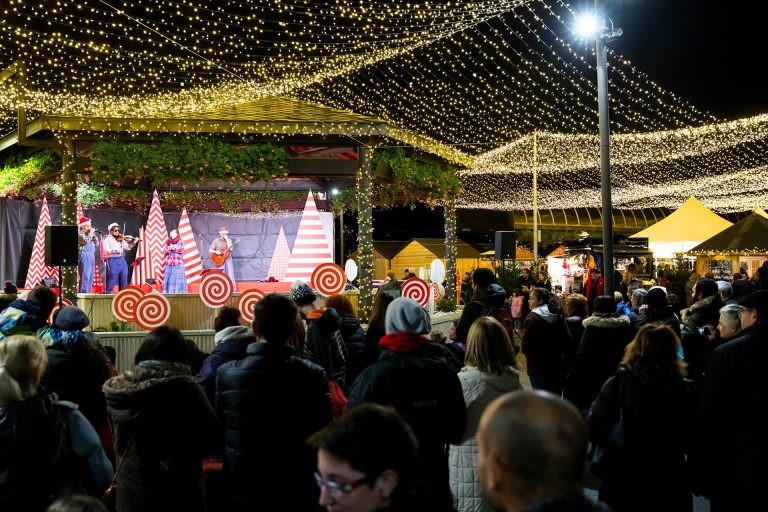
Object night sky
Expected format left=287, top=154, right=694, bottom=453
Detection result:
left=609, top=0, right=768, bottom=120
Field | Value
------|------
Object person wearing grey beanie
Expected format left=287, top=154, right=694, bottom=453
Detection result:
left=385, top=297, right=432, bottom=336
left=349, top=297, right=466, bottom=506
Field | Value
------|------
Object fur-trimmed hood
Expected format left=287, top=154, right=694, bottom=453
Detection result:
left=102, top=362, right=194, bottom=422
left=583, top=314, right=631, bottom=329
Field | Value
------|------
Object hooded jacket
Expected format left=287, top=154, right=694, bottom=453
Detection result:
left=0, top=394, right=112, bottom=511
left=0, top=300, right=49, bottom=341
left=455, top=284, right=507, bottom=344
left=197, top=325, right=255, bottom=404
left=681, top=293, right=724, bottom=380
left=305, top=307, right=348, bottom=390
left=102, top=362, right=221, bottom=512
left=564, top=314, right=634, bottom=413
left=449, top=366, right=522, bottom=512
left=522, top=305, right=569, bottom=376
left=338, top=313, right=366, bottom=389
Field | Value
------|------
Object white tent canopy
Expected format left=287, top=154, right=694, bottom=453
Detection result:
left=630, top=196, right=733, bottom=258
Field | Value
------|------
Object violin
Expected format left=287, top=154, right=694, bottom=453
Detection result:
left=115, top=234, right=141, bottom=243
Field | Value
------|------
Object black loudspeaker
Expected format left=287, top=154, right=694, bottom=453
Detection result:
left=494, top=231, right=517, bottom=260
left=45, top=225, right=79, bottom=266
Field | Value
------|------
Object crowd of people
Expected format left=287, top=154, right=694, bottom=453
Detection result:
left=0, top=261, right=766, bottom=511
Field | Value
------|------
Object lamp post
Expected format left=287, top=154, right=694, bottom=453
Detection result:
left=575, top=4, right=622, bottom=295
left=332, top=188, right=344, bottom=265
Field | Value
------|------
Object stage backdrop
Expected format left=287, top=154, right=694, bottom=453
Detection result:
left=0, top=197, right=333, bottom=288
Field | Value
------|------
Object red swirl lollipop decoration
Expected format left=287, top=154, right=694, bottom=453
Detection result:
left=134, top=292, right=171, bottom=331
left=199, top=271, right=234, bottom=308
left=48, top=298, right=74, bottom=325
left=402, top=278, right=430, bottom=306
left=111, top=285, right=146, bottom=322
left=237, top=289, right=266, bottom=323
left=311, top=263, right=346, bottom=296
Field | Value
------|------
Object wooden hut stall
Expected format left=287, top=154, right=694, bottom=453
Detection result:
left=389, top=238, right=489, bottom=280
left=688, top=210, right=768, bottom=279
left=350, top=241, right=407, bottom=280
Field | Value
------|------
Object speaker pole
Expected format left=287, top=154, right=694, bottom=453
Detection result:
left=58, top=266, right=63, bottom=309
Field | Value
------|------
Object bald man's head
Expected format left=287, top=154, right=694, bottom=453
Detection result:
left=477, top=391, right=588, bottom=510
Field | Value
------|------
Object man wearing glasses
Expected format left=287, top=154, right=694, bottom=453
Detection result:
left=102, top=223, right=138, bottom=293
left=695, top=290, right=768, bottom=511
left=309, top=403, right=450, bottom=511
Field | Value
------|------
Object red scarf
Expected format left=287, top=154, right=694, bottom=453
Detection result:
left=379, top=333, right=428, bottom=353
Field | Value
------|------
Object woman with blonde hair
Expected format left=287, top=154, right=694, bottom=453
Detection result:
left=449, top=317, right=522, bottom=512
left=587, top=324, right=693, bottom=511
left=0, top=336, right=112, bottom=511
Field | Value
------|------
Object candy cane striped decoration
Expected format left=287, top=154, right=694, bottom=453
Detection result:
left=178, top=209, right=202, bottom=289
left=130, top=227, right=150, bottom=287
left=145, top=190, right=168, bottom=286
left=25, top=197, right=58, bottom=289
left=284, top=190, right=333, bottom=283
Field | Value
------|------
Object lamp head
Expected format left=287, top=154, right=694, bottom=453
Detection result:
left=574, top=13, right=601, bottom=39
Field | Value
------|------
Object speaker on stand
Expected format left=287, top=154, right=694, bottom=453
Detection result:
left=45, top=225, right=79, bottom=308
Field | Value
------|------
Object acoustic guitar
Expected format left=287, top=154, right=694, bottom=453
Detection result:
left=212, top=239, right=239, bottom=266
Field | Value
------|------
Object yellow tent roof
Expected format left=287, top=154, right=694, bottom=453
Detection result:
left=630, top=196, right=733, bottom=257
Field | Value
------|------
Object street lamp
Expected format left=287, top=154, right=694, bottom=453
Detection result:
left=574, top=5, right=622, bottom=295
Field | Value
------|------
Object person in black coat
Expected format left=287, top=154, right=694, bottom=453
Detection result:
left=102, top=327, right=221, bottom=512
left=348, top=297, right=467, bottom=507
left=364, top=291, right=396, bottom=367
left=680, top=279, right=724, bottom=380
left=636, top=287, right=680, bottom=337
left=40, top=306, right=115, bottom=463
left=694, top=290, right=768, bottom=511
left=564, top=296, right=634, bottom=414
left=197, top=306, right=255, bottom=405
left=521, top=288, right=569, bottom=394
left=216, top=294, right=333, bottom=512
left=563, top=293, right=588, bottom=373
left=292, top=280, right=349, bottom=390
left=325, top=294, right=366, bottom=390
left=455, top=268, right=509, bottom=346
left=587, top=324, right=693, bottom=512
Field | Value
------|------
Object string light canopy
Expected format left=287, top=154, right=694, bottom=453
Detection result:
left=0, top=0, right=713, bottom=143
left=0, top=0, right=765, bottom=215
left=461, top=115, right=768, bottom=212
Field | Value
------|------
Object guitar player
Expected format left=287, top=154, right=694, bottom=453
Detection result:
left=209, top=226, right=236, bottom=284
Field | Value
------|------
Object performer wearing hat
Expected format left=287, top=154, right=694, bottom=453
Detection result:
left=77, top=217, right=99, bottom=294
left=162, top=229, right=187, bottom=293
left=102, top=223, right=138, bottom=293
left=209, top=226, right=236, bottom=284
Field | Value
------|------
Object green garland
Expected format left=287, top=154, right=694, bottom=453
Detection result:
left=0, top=150, right=60, bottom=196
left=372, top=147, right=461, bottom=207
left=88, top=138, right=288, bottom=188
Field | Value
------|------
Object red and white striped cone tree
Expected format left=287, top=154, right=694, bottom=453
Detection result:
left=144, top=190, right=168, bottom=287
left=25, top=197, right=58, bottom=289
left=284, top=190, right=333, bottom=283
left=178, top=209, right=203, bottom=291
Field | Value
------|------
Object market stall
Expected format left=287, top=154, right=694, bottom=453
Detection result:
left=629, top=196, right=732, bottom=271
left=688, top=210, right=768, bottom=279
